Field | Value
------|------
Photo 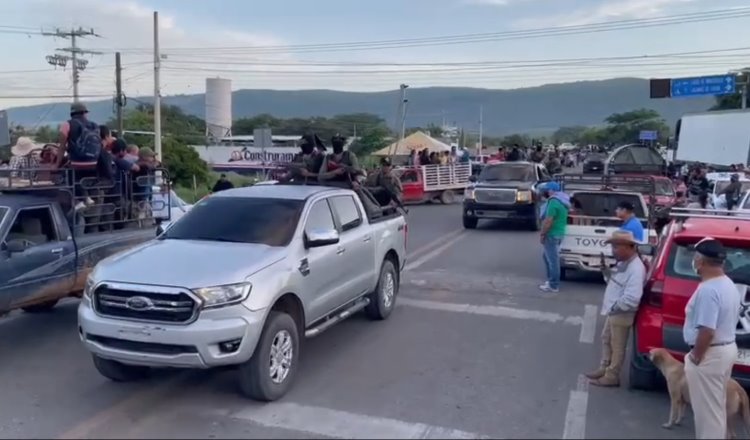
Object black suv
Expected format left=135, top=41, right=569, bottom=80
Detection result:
left=582, top=153, right=606, bottom=174
left=462, top=161, right=550, bottom=230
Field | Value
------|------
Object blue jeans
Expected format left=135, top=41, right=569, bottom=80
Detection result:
left=542, top=236, right=562, bottom=289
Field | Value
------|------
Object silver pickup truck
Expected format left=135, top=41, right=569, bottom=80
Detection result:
left=78, top=184, right=407, bottom=401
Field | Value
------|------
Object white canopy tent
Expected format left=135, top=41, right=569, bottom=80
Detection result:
left=372, top=131, right=452, bottom=156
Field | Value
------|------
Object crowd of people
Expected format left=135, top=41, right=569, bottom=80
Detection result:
left=537, top=170, right=742, bottom=439
left=2, top=103, right=162, bottom=232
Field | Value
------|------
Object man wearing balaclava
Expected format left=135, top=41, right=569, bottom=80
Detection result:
left=280, top=134, right=320, bottom=182
left=319, top=135, right=363, bottom=184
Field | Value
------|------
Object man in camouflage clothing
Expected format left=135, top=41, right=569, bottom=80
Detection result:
left=366, top=157, right=403, bottom=206
left=281, top=134, right=325, bottom=182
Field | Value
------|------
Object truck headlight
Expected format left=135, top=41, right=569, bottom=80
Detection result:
left=193, top=283, right=252, bottom=309
left=516, top=190, right=532, bottom=203
left=83, top=276, right=96, bottom=299
left=464, top=188, right=475, bottom=200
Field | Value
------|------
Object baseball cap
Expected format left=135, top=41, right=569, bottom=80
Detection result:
left=380, top=157, right=392, bottom=166
left=690, top=238, right=727, bottom=260
left=541, top=181, right=561, bottom=192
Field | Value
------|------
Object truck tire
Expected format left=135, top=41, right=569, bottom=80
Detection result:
left=439, top=190, right=455, bottom=204
left=92, top=355, right=150, bottom=382
left=239, top=311, right=299, bottom=401
left=22, top=299, right=60, bottom=313
left=365, top=259, right=399, bottom=320
left=463, top=216, right=478, bottom=229
left=628, top=331, right=663, bottom=391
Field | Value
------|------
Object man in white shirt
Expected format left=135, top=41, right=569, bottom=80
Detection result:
left=585, top=230, right=646, bottom=387
left=683, top=238, right=740, bottom=439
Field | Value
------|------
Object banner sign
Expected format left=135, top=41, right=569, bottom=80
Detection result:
left=191, top=145, right=298, bottom=168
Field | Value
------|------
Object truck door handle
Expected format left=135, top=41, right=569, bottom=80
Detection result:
left=594, top=229, right=607, bottom=234
left=51, top=248, right=64, bottom=254
left=336, top=247, right=346, bottom=255
left=363, top=236, right=372, bottom=243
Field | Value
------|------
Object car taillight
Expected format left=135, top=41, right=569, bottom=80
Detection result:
left=645, top=279, right=664, bottom=308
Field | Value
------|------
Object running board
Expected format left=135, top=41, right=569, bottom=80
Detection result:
left=305, top=297, right=370, bottom=338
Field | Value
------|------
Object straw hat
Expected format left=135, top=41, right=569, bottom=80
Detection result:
left=605, top=230, right=639, bottom=245
left=11, top=137, right=36, bottom=157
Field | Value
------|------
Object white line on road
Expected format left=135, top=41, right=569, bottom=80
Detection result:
left=399, top=297, right=583, bottom=325
left=562, top=375, right=590, bottom=439
left=579, top=305, right=599, bottom=344
left=405, top=231, right=465, bottom=272
left=406, top=228, right=464, bottom=261
left=229, top=402, right=488, bottom=439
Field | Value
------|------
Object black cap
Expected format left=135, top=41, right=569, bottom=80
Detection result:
left=380, top=157, right=392, bottom=166
left=617, top=201, right=635, bottom=211
left=691, top=238, right=727, bottom=260
left=70, top=102, right=88, bottom=114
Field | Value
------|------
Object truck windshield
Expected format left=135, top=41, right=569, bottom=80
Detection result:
left=654, top=180, right=675, bottom=196
left=163, top=197, right=304, bottom=247
left=479, top=164, right=535, bottom=181
left=669, top=243, right=750, bottom=285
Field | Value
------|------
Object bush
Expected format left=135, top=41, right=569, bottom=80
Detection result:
left=162, top=138, right=209, bottom=188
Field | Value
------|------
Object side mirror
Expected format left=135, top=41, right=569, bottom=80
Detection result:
left=468, top=175, right=477, bottom=183
left=305, top=228, right=340, bottom=248
left=638, top=244, right=656, bottom=257
left=5, top=239, right=27, bottom=253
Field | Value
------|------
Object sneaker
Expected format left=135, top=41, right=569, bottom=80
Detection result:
left=539, top=283, right=560, bottom=293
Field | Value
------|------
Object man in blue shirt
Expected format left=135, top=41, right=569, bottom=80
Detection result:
left=615, top=201, right=645, bottom=242
left=683, top=238, right=740, bottom=439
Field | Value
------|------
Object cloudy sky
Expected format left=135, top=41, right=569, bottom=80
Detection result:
left=2, top=0, right=750, bottom=109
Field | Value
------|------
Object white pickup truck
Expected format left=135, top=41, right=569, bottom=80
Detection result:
left=557, top=175, right=655, bottom=280
left=78, top=183, right=407, bottom=401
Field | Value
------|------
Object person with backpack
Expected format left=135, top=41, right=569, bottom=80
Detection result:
left=57, top=103, right=102, bottom=166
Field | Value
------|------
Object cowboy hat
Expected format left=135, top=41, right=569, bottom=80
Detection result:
left=11, top=137, right=36, bottom=157
left=605, top=230, right=639, bottom=245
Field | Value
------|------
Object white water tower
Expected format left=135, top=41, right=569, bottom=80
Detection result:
left=205, top=77, right=232, bottom=141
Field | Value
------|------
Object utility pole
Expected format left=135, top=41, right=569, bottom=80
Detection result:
left=478, top=105, right=483, bottom=156
left=153, top=11, right=162, bottom=159
left=389, top=84, right=409, bottom=158
left=43, top=27, right=101, bottom=102
left=115, top=52, right=124, bottom=134
left=742, top=71, right=748, bottom=110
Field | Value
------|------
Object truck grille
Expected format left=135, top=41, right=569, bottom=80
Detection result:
left=475, top=189, right=516, bottom=204
left=94, top=285, right=197, bottom=323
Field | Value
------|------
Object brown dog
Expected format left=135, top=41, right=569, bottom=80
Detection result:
left=649, top=347, right=750, bottom=438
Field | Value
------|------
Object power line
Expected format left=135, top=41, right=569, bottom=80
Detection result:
left=89, top=7, right=750, bottom=55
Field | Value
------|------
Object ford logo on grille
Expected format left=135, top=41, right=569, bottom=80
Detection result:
left=126, top=296, right=154, bottom=311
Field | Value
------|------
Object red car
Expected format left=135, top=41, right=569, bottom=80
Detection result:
left=630, top=210, right=750, bottom=389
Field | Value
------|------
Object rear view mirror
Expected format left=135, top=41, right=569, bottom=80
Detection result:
left=638, top=244, right=656, bottom=257
left=305, top=228, right=340, bottom=248
left=5, top=239, right=27, bottom=253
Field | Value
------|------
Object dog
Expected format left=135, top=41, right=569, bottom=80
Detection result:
left=649, top=347, right=750, bottom=438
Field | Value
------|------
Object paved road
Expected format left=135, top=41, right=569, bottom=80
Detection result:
left=0, top=203, right=688, bottom=439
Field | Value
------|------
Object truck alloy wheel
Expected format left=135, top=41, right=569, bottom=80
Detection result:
left=366, top=259, right=398, bottom=320
left=239, top=311, right=299, bottom=401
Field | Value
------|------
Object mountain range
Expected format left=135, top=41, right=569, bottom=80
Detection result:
left=5, top=78, right=715, bottom=136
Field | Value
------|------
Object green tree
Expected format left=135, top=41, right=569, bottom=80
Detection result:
left=601, top=108, right=670, bottom=144
left=551, top=126, right=588, bottom=144
left=711, top=93, right=748, bottom=111
left=33, top=125, right=59, bottom=143
left=111, top=105, right=209, bottom=187
left=349, top=125, right=391, bottom=156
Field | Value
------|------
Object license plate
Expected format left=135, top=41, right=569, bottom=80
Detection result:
left=737, top=349, right=750, bottom=366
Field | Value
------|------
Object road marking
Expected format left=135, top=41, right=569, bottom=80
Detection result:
left=405, top=232, right=465, bottom=271
left=562, top=375, right=589, bottom=439
left=399, top=297, right=583, bottom=325
left=57, top=373, right=191, bottom=439
left=579, top=305, right=599, bottom=344
left=229, top=402, right=488, bottom=439
left=407, top=228, right=464, bottom=261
